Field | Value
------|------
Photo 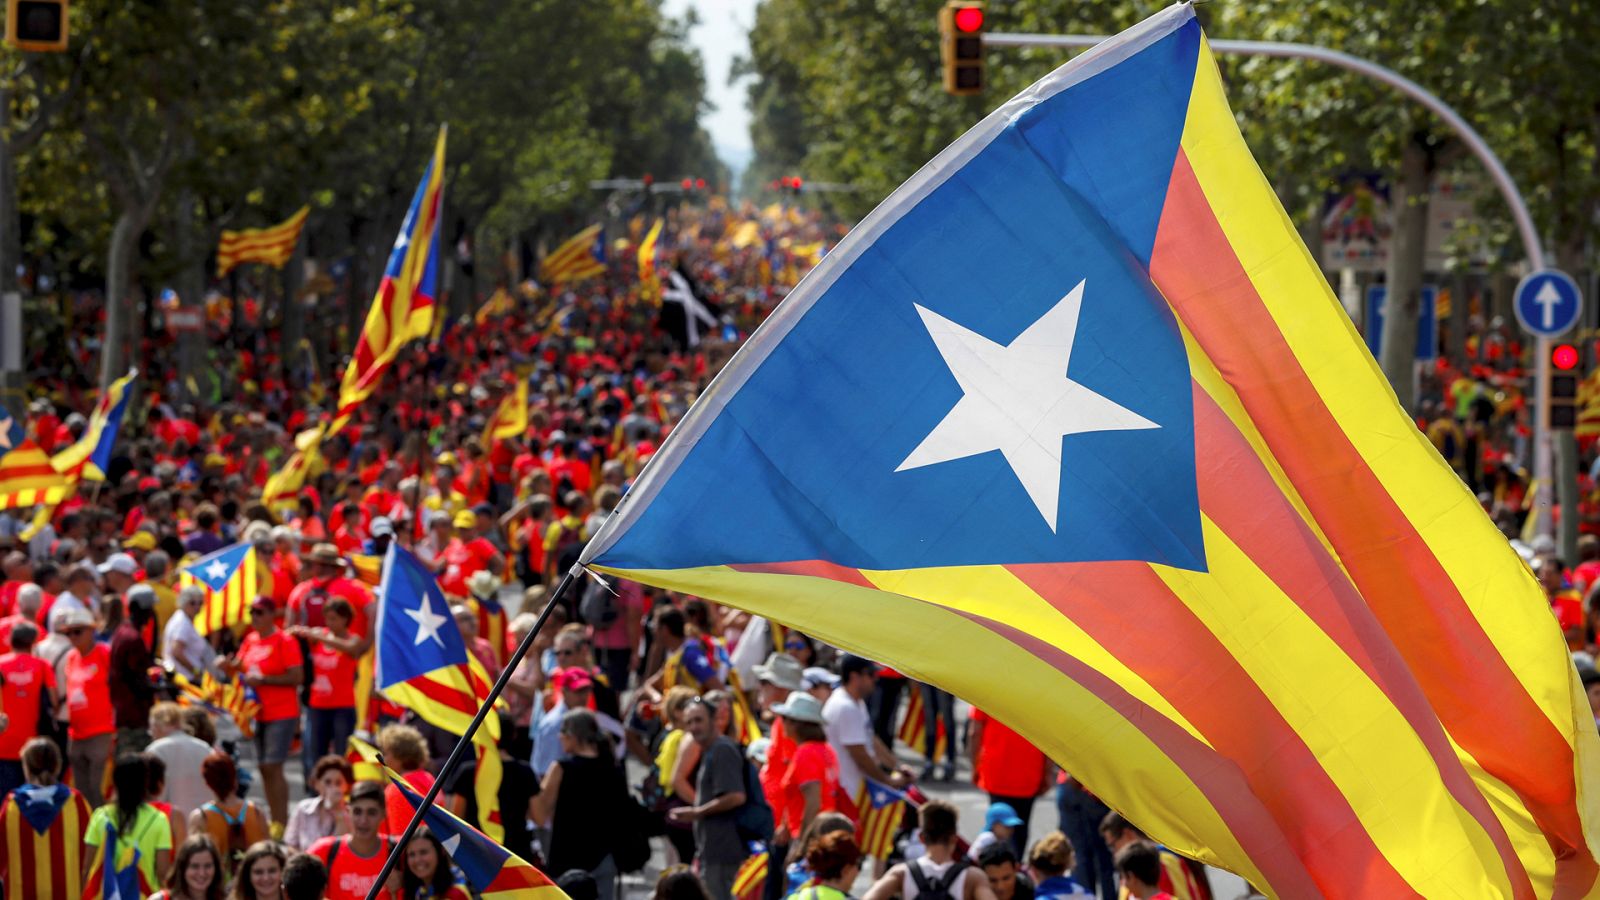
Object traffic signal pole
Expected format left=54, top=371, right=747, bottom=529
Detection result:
left=983, top=25, right=1558, bottom=539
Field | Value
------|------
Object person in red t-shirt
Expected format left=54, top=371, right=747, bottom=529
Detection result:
left=1539, top=557, right=1585, bottom=649
left=969, top=707, right=1049, bottom=854
left=1114, top=842, right=1178, bottom=900
left=59, top=607, right=112, bottom=807
left=287, top=543, right=375, bottom=642
left=0, top=552, right=31, bottom=618
left=290, top=597, right=362, bottom=783
left=228, top=596, right=304, bottom=830
left=772, top=691, right=841, bottom=844
left=376, top=724, right=435, bottom=837
left=0, top=622, right=52, bottom=797
left=309, top=782, right=400, bottom=900
left=436, top=508, right=502, bottom=599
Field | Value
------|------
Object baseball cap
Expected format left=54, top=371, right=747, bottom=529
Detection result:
left=126, top=584, right=157, bottom=611
left=985, top=802, right=1025, bottom=830
left=124, top=532, right=158, bottom=552
left=370, top=517, right=395, bottom=538
left=250, top=595, right=276, bottom=613
left=54, top=607, right=94, bottom=631
left=553, top=667, right=593, bottom=692
left=453, top=509, right=476, bottom=529
left=97, top=553, right=138, bottom=576
left=802, top=667, right=839, bottom=691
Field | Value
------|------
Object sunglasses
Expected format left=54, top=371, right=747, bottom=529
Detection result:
left=250, top=608, right=271, bottom=617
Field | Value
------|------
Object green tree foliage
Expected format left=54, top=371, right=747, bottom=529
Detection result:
left=1, top=0, right=723, bottom=386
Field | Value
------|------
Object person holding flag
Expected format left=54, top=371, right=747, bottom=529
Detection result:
left=0, top=737, right=92, bottom=898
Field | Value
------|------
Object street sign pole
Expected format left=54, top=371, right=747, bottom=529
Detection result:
left=1535, top=336, right=1553, bottom=536
left=983, top=28, right=1556, bottom=535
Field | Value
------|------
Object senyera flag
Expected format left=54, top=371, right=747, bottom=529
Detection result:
left=331, top=126, right=446, bottom=435
left=583, top=5, right=1600, bottom=897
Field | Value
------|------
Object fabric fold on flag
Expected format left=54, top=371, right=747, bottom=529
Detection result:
left=216, top=205, right=310, bottom=276
left=581, top=5, right=1600, bottom=897
left=374, top=543, right=504, bottom=840
left=331, top=127, right=447, bottom=435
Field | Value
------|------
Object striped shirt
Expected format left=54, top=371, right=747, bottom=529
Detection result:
left=0, top=783, right=91, bottom=898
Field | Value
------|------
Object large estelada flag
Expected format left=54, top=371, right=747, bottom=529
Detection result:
left=49, top=368, right=136, bottom=482
left=331, top=127, right=446, bottom=435
left=216, top=205, right=310, bottom=276
left=583, top=6, right=1600, bottom=897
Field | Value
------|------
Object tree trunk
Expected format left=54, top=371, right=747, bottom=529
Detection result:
left=1447, top=271, right=1470, bottom=365
left=1379, top=138, right=1432, bottom=412
left=173, top=184, right=206, bottom=403
left=100, top=209, right=142, bottom=388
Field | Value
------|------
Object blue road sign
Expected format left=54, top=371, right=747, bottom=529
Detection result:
left=1514, top=269, right=1582, bottom=338
left=1365, top=284, right=1437, bottom=361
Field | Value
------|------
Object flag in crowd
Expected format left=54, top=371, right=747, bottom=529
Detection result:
left=731, top=850, right=768, bottom=900
left=0, top=437, right=69, bottom=511
left=178, top=541, right=274, bottom=635
left=638, top=217, right=664, bottom=300
left=475, top=286, right=517, bottom=325
left=579, top=5, right=1600, bottom=895
left=48, top=367, right=136, bottom=483
left=374, top=543, right=505, bottom=840
left=260, top=424, right=327, bottom=510
left=540, top=224, right=607, bottom=286
left=331, top=125, right=447, bottom=435
left=481, top=379, right=529, bottom=447
left=385, top=759, right=570, bottom=900
left=215, top=204, right=310, bottom=276
left=83, top=820, right=151, bottom=900
left=0, top=782, right=91, bottom=898
left=660, top=266, right=719, bottom=350
left=855, top=778, right=912, bottom=861
left=896, top=688, right=949, bottom=761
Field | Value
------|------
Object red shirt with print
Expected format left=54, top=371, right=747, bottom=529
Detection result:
left=238, top=629, right=304, bottom=722
left=309, top=643, right=358, bottom=710
left=64, top=644, right=114, bottom=740
left=0, top=652, right=53, bottom=759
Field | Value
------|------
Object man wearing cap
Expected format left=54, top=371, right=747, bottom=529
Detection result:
left=802, top=668, right=839, bottom=704
left=59, top=607, right=112, bottom=806
left=229, top=596, right=304, bottom=831
left=530, top=666, right=594, bottom=777
left=824, top=655, right=912, bottom=814
left=362, top=516, right=395, bottom=557
left=287, top=542, right=374, bottom=643
left=108, top=584, right=159, bottom=752
left=437, top=507, right=503, bottom=599
left=98, top=551, right=138, bottom=602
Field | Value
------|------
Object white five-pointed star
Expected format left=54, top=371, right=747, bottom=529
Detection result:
left=441, top=833, right=462, bottom=856
left=898, top=279, right=1159, bottom=531
left=405, top=592, right=450, bottom=648
left=204, top=560, right=229, bottom=582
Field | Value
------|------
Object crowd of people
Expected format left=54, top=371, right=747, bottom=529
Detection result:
left=41, top=197, right=1600, bottom=900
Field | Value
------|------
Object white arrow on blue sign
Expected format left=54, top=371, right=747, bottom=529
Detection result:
left=1514, top=269, right=1583, bottom=338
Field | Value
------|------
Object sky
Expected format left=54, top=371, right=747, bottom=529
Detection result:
left=662, top=0, right=760, bottom=177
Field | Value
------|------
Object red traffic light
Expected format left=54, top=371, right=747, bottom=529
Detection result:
left=695, top=178, right=706, bottom=190
left=792, top=177, right=803, bottom=190
left=1553, top=344, right=1580, bottom=370
left=681, top=178, right=693, bottom=190
left=952, top=5, right=983, bottom=33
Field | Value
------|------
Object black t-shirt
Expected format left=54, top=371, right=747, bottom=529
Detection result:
left=447, top=755, right=540, bottom=863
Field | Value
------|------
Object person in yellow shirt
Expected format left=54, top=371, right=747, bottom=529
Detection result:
left=140, top=548, right=179, bottom=639
left=543, top=491, right=590, bottom=585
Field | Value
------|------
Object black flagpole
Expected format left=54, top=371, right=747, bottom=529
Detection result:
left=362, top=566, right=581, bottom=900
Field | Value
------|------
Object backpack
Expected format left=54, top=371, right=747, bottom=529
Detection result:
left=733, top=754, right=775, bottom=846
left=578, top=575, right=620, bottom=629
left=908, top=859, right=970, bottom=900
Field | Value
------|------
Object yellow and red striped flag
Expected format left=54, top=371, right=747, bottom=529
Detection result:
left=178, top=542, right=272, bottom=635
left=638, top=217, right=664, bottom=301
left=854, top=778, right=911, bottom=861
left=582, top=7, right=1600, bottom=896
left=540, top=224, right=606, bottom=285
left=216, top=205, right=309, bottom=276
left=474, top=286, right=516, bottom=325
left=331, top=127, right=446, bottom=436
left=0, top=439, right=70, bottom=510
left=481, top=380, right=528, bottom=446
left=895, top=686, right=947, bottom=761
left=261, top=424, right=326, bottom=511
left=732, top=851, right=768, bottom=900
left=347, top=732, right=386, bottom=784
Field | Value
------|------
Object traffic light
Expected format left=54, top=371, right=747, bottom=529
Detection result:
left=1551, top=343, right=1580, bottom=430
left=939, top=1, right=984, bottom=96
left=6, top=0, right=67, bottom=53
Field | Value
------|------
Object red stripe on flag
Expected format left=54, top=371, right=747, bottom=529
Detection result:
left=1153, top=147, right=1589, bottom=889
left=951, top=607, right=1322, bottom=898
left=1009, top=561, right=1417, bottom=898
left=730, top=559, right=878, bottom=589
left=1189, top=383, right=1532, bottom=894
